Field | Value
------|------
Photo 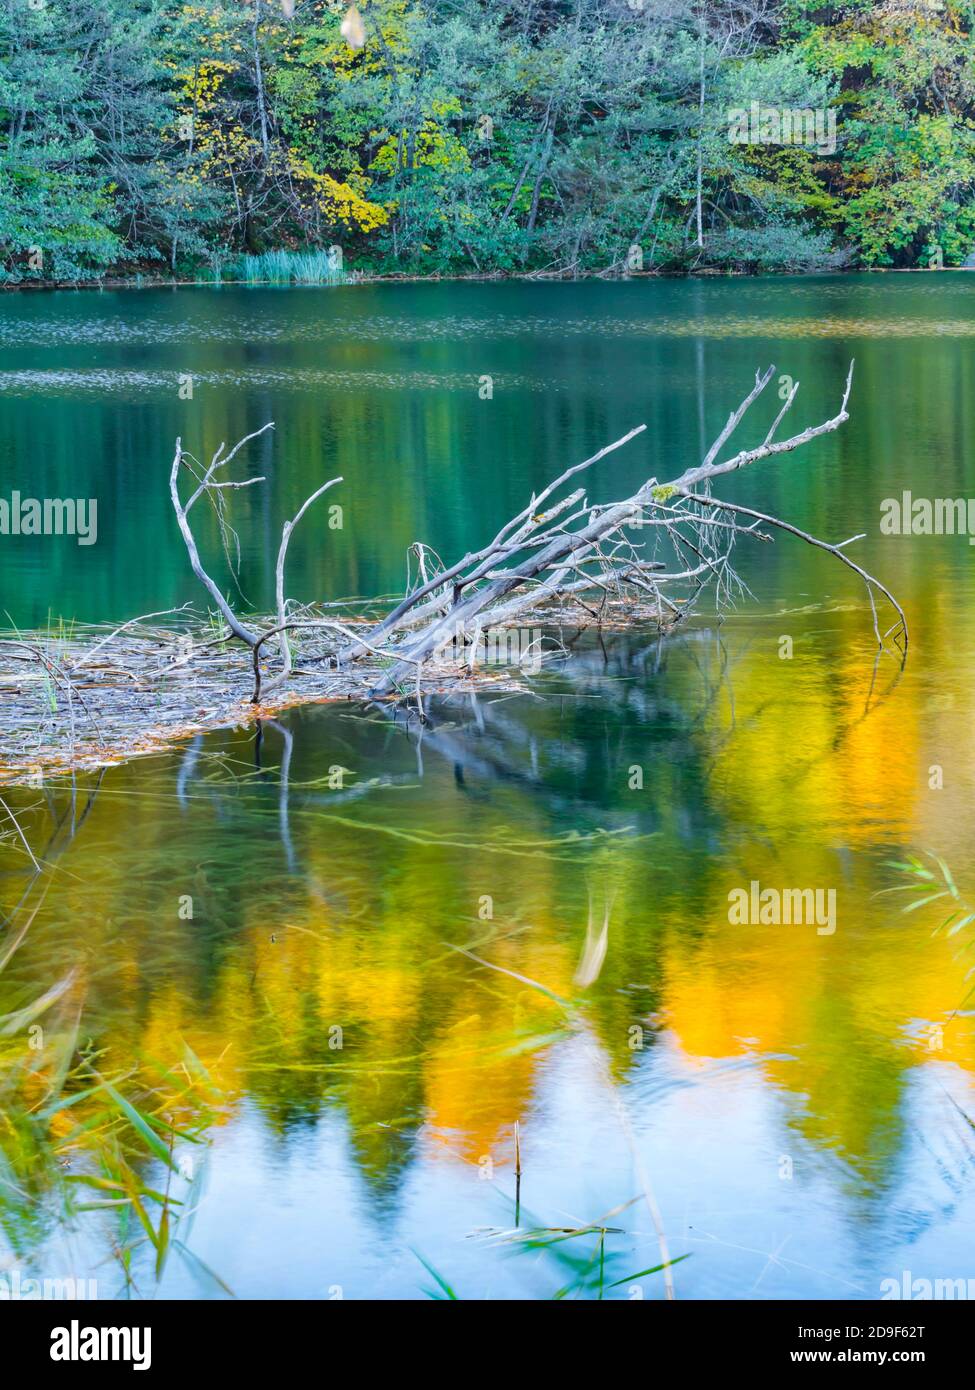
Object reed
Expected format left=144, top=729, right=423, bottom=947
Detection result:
left=0, top=907, right=232, bottom=1296
left=231, top=250, right=347, bottom=286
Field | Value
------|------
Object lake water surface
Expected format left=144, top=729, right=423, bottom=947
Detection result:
left=1, top=277, right=974, bottom=1299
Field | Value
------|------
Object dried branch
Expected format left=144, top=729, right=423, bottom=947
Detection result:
left=272, top=475, right=343, bottom=682
left=169, top=423, right=275, bottom=647
left=678, top=490, right=908, bottom=651
left=2, top=363, right=904, bottom=784
left=365, top=359, right=901, bottom=693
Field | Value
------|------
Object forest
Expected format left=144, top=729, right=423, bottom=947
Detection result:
left=1, top=0, right=974, bottom=283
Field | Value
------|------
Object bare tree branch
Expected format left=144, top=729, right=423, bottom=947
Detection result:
left=169, top=425, right=274, bottom=647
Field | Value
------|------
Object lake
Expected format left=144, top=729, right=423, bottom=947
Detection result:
left=1, top=276, right=974, bottom=1300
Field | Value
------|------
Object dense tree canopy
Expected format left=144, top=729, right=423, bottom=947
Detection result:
left=1, top=0, right=973, bottom=281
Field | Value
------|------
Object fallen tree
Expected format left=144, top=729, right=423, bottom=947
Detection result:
left=0, top=363, right=907, bottom=783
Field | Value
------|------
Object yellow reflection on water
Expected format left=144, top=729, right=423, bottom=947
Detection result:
left=1, top=606, right=974, bottom=1286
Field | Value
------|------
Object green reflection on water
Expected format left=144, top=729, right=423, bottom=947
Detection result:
left=2, top=279, right=975, bottom=1298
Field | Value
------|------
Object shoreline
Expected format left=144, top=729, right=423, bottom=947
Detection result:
left=2, top=266, right=971, bottom=293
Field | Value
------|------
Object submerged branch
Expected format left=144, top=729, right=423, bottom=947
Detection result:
left=0, top=364, right=907, bottom=782
left=678, top=490, right=908, bottom=651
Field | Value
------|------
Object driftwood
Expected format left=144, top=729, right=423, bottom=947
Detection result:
left=0, top=364, right=907, bottom=783
left=172, top=359, right=907, bottom=697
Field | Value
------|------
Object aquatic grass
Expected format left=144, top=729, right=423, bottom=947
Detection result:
left=449, top=935, right=681, bottom=1298
left=0, top=909, right=232, bottom=1295
left=0, top=970, right=75, bottom=1034
left=231, top=250, right=347, bottom=287
left=606, top=1254, right=691, bottom=1288
left=2, top=610, right=65, bottom=719
left=412, top=1248, right=459, bottom=1300
left=2, top=748, right=686, bottom=1299
left=412, top=1215, right=687, bottom=1300
left=91, top=1070, right=184, bottom=1172
left=51, top=1074, right=228, bottom=1293
left=467, top=1194, right=689, bottom=1300
left=884, top=853, right=975, bottom=1003
left=0, top=796, right=41, bottom=874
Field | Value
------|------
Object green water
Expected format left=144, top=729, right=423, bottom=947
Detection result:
left=4, top=276, right=975, bottom=625
left=1, top=277, right=975, bottom=1300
